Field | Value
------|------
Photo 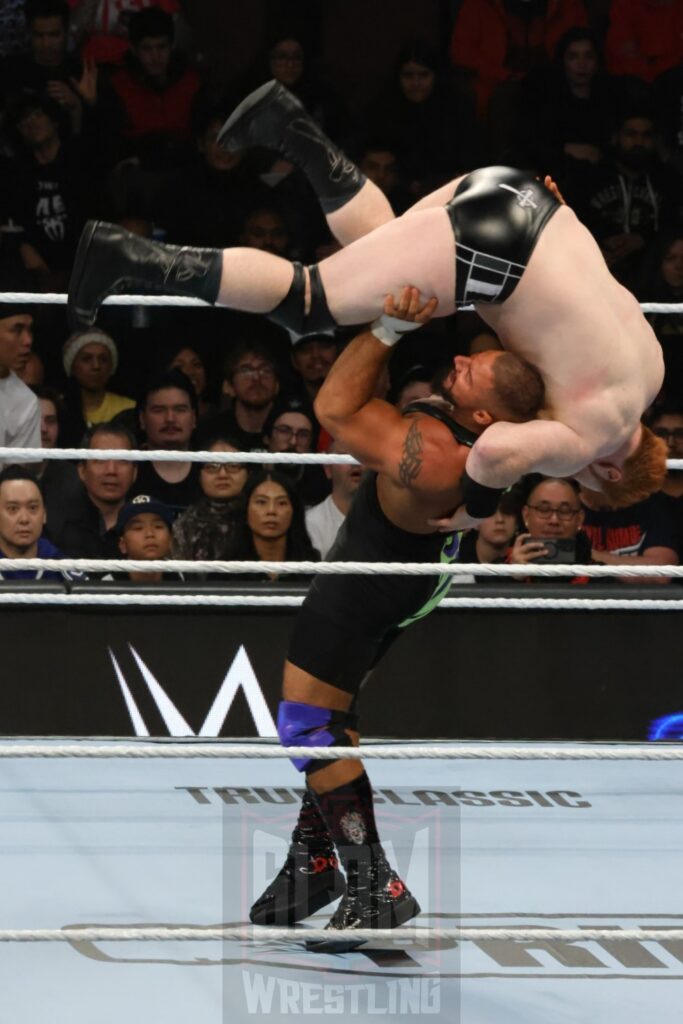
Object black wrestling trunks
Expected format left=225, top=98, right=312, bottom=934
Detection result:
left=446, top=166, right=561, bottom=307
left=287, top=405, right=473, bottom=695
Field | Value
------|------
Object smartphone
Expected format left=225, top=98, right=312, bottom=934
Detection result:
left=523, top=537, right=576, bottom=564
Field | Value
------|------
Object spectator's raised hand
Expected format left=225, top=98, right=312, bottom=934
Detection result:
left=509, top=532, right=548, bottom=565
left=71, top=59, right=99, bottom=107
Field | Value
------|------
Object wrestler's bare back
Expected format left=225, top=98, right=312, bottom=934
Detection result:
left=480, top=204, right=663, bottom=458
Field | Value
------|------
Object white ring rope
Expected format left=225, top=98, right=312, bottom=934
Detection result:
left=2, top=925, right=683, bottom=943
left=0, top=447, right=357, bottom=465
left=3, top=556, right=682, bottom=577
left=0, top=742, right=680, bottom=759
left=2, top=592, right=683, bottom=610
left=1, top=446, right=682, bottom=471
left=2, top=291, right=683, bottom=315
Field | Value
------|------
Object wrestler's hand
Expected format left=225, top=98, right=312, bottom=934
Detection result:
left=542, top=175, right=566, bottom=205
left=385, top=286, right=438, bottom=325
left=509, top=533, right=548, bottom=564
left=428, top=504, right=484, bottom=533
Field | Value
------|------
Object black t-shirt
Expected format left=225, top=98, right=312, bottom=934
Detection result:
left=130, top=461, right=201, bottom=516
left=581, top=493, right=678, bottom=556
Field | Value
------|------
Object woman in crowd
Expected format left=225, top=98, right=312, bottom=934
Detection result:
left=365, top=40, right=480, bottom=196
left=510, top=27, right=617, bottom=180
left=233, top=469, right=319, bottom=580
left=167, top=343, right=217, bottom=421
left=172, top=433, right=249, bottom=561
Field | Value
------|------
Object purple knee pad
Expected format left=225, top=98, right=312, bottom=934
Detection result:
left=277, top=699, right=358, bottom=773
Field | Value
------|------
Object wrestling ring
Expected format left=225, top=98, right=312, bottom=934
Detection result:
left=2, top=291, right=683, bottom=1022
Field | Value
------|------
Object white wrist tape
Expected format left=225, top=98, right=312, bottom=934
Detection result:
left=370, top=313, right=424, bottom=347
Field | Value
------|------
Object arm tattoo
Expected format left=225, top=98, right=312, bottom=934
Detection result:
left=398, top=421, right=423, bottom=486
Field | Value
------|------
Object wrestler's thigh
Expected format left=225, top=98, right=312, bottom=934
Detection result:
left=317, top=206, right=456, bottom=324
left=283, top=660, right=355, bottom=712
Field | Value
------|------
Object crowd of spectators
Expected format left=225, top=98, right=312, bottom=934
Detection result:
left=2, top=0, right=683, bottom=583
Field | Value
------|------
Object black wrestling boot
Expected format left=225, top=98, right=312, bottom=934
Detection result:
left=217, top=80, right=365, bottom=213
left=67, top=220, right=223, bottom=331
left=249, top=841, right=345, bottom=926
left=250, top=787, right=345, bottom=925
left=305, top=771, right=420, bottom=952
left=306, top=845, right=420, bottom=953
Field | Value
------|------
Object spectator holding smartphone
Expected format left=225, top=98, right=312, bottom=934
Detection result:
left=508, top=475, right=592, bottom=583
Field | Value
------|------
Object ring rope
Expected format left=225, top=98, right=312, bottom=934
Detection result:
left=3, top=556, right=682, bottom=577
left=2, top=291, right=682, bottom=315
left=2, top=592, right=683, bottom=611
left=1, top=925, right=682, bottom=943
left=0, top=447, right=358, bottom=465
left=1, top=446, right=682, bottom=471
left=0, top=742, right=680, bottom=759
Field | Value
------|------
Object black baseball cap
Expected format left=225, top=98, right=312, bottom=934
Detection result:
left=116, top=495, right=174, bottom=534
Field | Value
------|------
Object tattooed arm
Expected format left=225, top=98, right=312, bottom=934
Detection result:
left=314, top=327, right=414, bottom=476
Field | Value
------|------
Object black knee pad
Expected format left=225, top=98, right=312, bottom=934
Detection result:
left=268, top=262, right=337, bottom=337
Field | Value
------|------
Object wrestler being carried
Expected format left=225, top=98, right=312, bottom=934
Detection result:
left=68, top=80, right=667, bottom=519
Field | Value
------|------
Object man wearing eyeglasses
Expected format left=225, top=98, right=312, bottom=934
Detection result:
left=263, top=396, right=328, bottom=507
left=217, top=340, right=280, bottom=450
left=648, top=403, right=683, bottom=502
left=509, top=476, right=592, bottom=578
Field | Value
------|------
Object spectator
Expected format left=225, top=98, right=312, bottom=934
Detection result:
left=357, top=140, right=412, bottom=215
left=239, top=205, right=292, bottom=257
left=649, top=403, right=683, bottom=499
left=637, top=233, right=683, bottom=398
left=0, top=464, right=81, bottom=579
left=575, top=108, right=680, bottom=288
left=110, top=5, right=199, bottom=167
left=260, top=31, right=348, bottom=140
left=580, top=476, right=679, bottom=584
left=1, top=0, right=93, bottom=138
left=0, top=0, right=26, bottom=58
left=4, top=92, right=96, bottom=288
left=263, top=395, right=327, bottom=507
left=305, top=439, right=363, bottom=558
left=648, top=401, right=683, bottom=558
left=288, top=333, right=338, bottom=405
left=233, top=469, right=319, bottom=580
left=457, top=491, right=520, bottom=575
left=365, top=41, right=479, bottom=195
left=167, top=343, right=216, bottom=420
left=155, top=102, right=263, bottom=248
left=605, top=0, right=683, bottom=86
left=66, top=0, right=180, bottom=67
left=508, top=475, right=593, bottom=583
left=31, top=384, right=80, bottom=518
left=60, top=328, right=135, bottom=444
left=391, top=365, right=433, bottom=411
left=113, top=493, right=179, bottom=583
left=449, top=0, right=587, bottom=118
left=132, top=368, right=200, bottom=512
left=0, top=301, right=40, bottom=460
left=172, top=432, right=248, bottom=562
left=512, top=27, right=618, bottom=180
left=50, top=421, right=137, bottom=558
left=16, top=349, right=45, bottom=387
left=216, top=341, right=280, bottom=450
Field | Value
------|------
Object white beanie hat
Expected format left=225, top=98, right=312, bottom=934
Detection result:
left=63, top=328, right=119, bottom=377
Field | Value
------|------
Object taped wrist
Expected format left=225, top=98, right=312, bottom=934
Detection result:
left=462, top=469, right=504, bottom=519
left=370, top=313, right=423, bottom=347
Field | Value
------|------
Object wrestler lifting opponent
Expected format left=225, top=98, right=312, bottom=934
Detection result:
left=250, top=287, right=542, bottom=946
left=67, top=81, right=667, bottom=514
